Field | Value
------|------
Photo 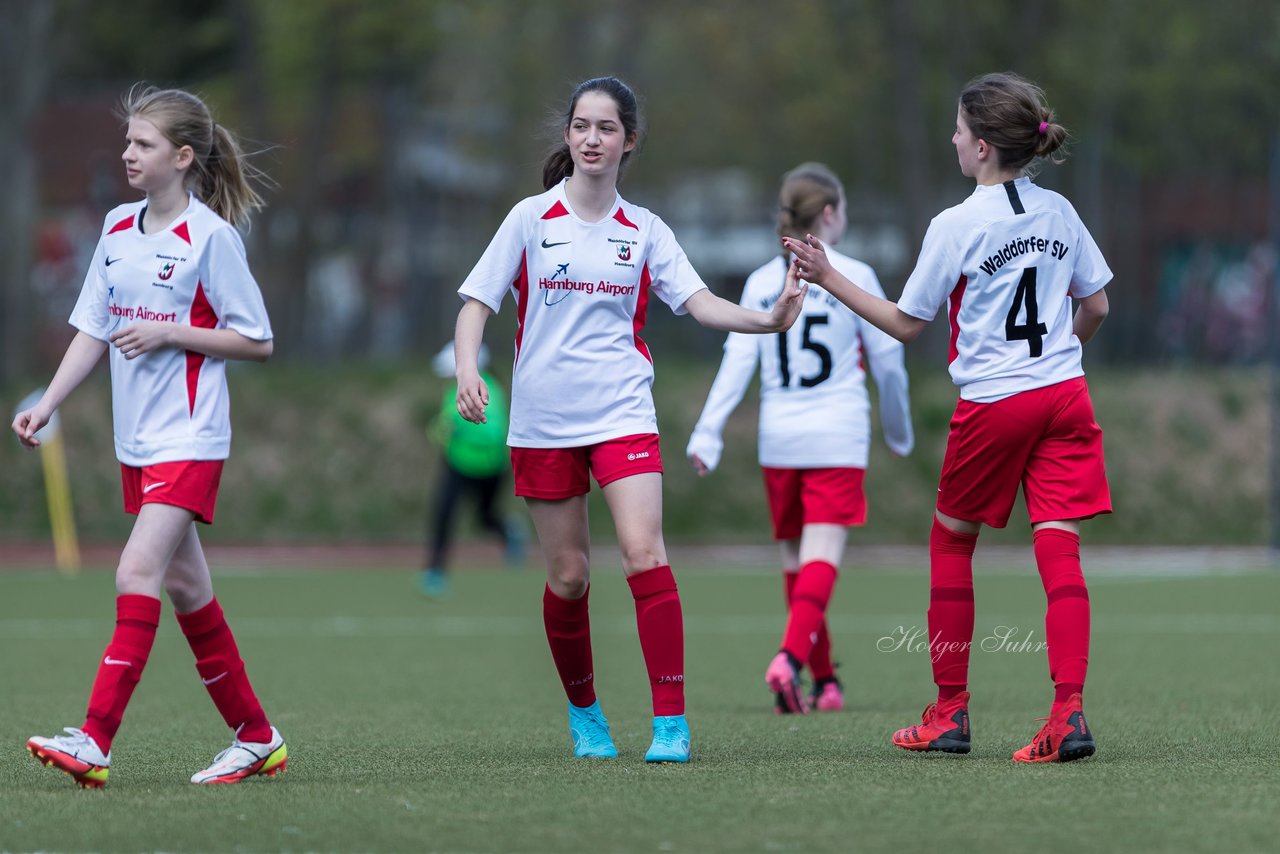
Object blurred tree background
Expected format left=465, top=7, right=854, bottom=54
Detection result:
left=1, top=0, right=1278, bottom=547
left=4, top=0, right=1276, bottom=372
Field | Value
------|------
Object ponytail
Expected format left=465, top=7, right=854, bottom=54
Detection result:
left=197, top=122, right=266, bottom=227
left=1032, top=115, right=1069, bottom=165
left=542, top=144, right=574, bottom=190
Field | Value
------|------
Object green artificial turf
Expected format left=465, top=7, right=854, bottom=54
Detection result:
left=1, top=562, right=1278, bottom=853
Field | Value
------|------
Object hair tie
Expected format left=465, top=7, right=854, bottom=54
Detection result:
left=1037, top=121, right=1049, bottom=136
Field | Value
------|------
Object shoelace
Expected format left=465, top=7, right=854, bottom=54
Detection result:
left=53, top=726, right=92, bottom=746
left=577, top=713, right=611, bottom=748
left=653, top=720, right=684, bottom=744
left=919, top=702, right=939, bottom=724
left=208, top=735, right=266, bottom=768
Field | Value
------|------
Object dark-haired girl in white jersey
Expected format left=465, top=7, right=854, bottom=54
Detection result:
left=14, top=86, right=286, bottom=787
left=453, top=76, right=806, bottom=764
left=787, top=72, right=1111, bottom=763
left=688, top=163, right=914, bottom=715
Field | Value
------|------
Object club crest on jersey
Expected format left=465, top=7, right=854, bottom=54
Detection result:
left=608, top=236, right=637, bottom=268
left=157, top=262, right=176, bottom=281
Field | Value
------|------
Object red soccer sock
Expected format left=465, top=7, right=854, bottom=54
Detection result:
left=542, top=583, right=596, bottom=708
left=929, top=518, right=978, bottom=701
left=785, top=569, right=834, bottom=680
left=176, top=598, right=272, bottom=743
left=627, top=565, right=685, bottom=716
left=1033, top=528, right=1090, bottom=707
left=781, top=561, right=838, bottom=666
left=82, top=594, right=162, bottom=754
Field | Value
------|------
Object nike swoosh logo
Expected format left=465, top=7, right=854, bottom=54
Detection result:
left=104, top=656, right=132, bottom=666
left=105, top=257, right=121, bottom=266
left=142, top=481, right=167, bottom=494
left=201, top=672, right=228, bottom=686
left=541, top=239, right=570, bottom=248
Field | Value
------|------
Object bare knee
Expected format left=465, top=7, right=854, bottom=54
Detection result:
left=163, top=560, right=213, bottom=614
left=618, top=543, right=666, bottom=576
left=115, top=556, right=164, bottom=598
left=545, top=549, right=590, bottom=599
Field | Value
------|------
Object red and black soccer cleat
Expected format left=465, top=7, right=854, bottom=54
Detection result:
left=892, top=691, right=971, bottom=753
left=1013, top=693, right=1096, bottom=763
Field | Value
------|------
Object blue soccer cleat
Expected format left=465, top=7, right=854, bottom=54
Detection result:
left=568, top=700, right=618, bottom=758
left=644, top=714, right=691, bottom=763
left=419, top=567, right=449, bottom=599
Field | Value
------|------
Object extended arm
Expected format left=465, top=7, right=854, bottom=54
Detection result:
left=11, top=331, right=107, bottom=448
left=784, top=235, right=928, bottom=344
left=684, top=260, right=806, bottom=333
left=454, top=298, right=494, bottom=424
left=1073, top=288, right=1109, bottom=344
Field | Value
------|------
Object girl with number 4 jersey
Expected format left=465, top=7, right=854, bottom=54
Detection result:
left=787, top=72, right=1111, bottom=763
left=687, top=163, right=914, bottom=716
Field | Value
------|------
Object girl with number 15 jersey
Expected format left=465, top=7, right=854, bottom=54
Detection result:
left=688, top=163, right=914, bottom=715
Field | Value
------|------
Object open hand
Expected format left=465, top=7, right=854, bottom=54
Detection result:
left=783, top=234, right=833, bottom=288
left=769, top=259, right=808, bottom=331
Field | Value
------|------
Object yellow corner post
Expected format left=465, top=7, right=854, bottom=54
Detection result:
left=16, top=388, right=80, bottom=575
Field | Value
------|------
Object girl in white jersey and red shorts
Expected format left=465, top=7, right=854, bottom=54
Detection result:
left=13, top=86, right=286, bottom=787
left=787, top=72, right=1111, bottom=763
left=453, top=76, right=806, bottom=764
left=687, top=163, right=914, bottom=715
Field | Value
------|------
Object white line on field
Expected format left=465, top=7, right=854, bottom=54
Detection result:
left=0, top=612, right=1275, bottom=641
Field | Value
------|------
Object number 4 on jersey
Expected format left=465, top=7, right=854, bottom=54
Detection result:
left=1005, top=267, right=1048, bottom=357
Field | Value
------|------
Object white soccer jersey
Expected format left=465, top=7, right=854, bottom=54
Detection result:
left=687, top=249, right=913, bottom=470
left=897, top=176, right=1111, bottom=403
left=69, top=194, right=272, bottom=465
left=458, top=180, right=708, bottom=447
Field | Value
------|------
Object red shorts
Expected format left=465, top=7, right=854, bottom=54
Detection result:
left=761, top=466, right=867, bottom=540
left=121, top=460, right=224, bottom=525
left=511, top=433, right=663, bottom=499
left=937, top=377, right=1111, bottom=528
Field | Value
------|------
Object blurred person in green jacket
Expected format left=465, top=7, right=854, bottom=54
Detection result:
left=421, top=342, right=524, bottom=597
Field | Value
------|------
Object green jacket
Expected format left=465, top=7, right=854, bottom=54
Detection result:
left=432, top=372, right=509, bottom=478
